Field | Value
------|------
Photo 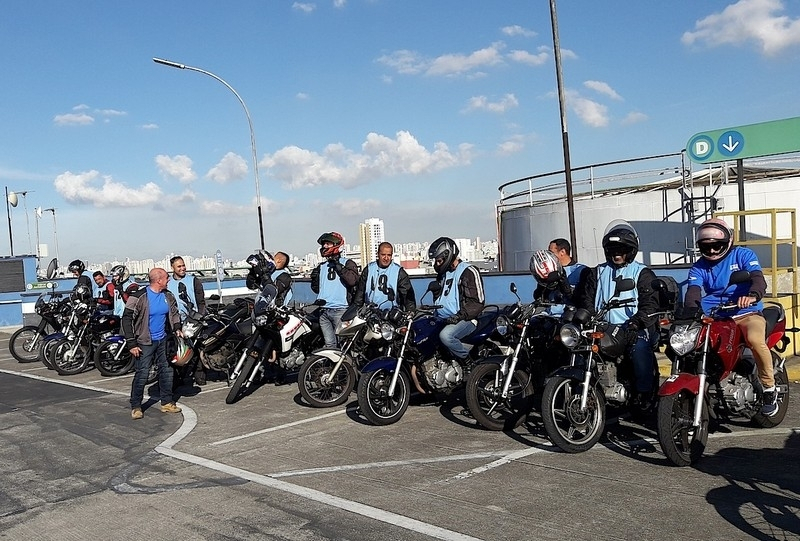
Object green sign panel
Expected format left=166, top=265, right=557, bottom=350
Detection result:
left=686, top=116, right=800, bottom=164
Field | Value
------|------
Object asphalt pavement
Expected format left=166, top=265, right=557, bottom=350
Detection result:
left=1, top=330, right=799, bottom=541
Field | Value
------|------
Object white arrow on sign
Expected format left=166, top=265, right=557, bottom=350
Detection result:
left=721, top=136, right=740, bottom=153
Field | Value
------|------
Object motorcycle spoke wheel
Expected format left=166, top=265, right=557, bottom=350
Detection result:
left=9, top=326, right=44, bottom=363
left=466, top=363, right=534, bottom=431
left=298, top=355, right=356, bottom=408
left=657, top=390, right=708, bottom=467
left=94, top=340, right=133, bottom=377
left=226, top=356, right=258, bottom=404
left=39, top=339, right=59, bottom=370
left=53, top=340, right=90, bottom=376
left=541, top=376, right=605, bottom=453
left=356, top=368, right=410, bottom=426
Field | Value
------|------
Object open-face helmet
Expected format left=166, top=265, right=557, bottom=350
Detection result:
left=110, top=265, right=129, bottom=285
left=428, top=237, right=459, bottom=275
left=602, top=220, right=639, bottom=266
left=696, top=218, right=733, bottom=262
left=530, top=250, right=564, bottom=288
left=317, top=232, right=344, bottom=258
left=68, top=259, right=85, bottom=274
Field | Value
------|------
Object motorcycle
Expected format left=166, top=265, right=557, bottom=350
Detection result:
left=356, top=282, right=507, bottom=426
left=9, top=287, right=70, bottom=363
left=657, top=269, right=793, bottom=466
left=52, top=304, right=121, bottom=376
left=540, top=278, right=660, bottom=453
left=225, top=284, right=323, bottom=404
left=465, top=283, right=564, bottom=431
left=297, top=301, right=400, bottom=408
left=38, top=291, right=89, bottom=370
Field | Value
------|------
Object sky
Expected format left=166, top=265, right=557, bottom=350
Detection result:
left=1, top=0, right=799, bottom=265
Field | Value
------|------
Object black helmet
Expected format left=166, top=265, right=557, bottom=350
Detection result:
left=68, top=259, right=85, bottom=274
left=110, top=265, right=129, bottom=285
left=428, top=237, right=459, bottom=275
left=246, top=251, right=275, bottom=275
left=601, top=220, right=639, bottom=266
left=70, top=284, right=92, bottom=303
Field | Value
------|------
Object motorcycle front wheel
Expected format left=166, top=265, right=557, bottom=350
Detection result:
left=298, top=354, right=356, bottom=408
left=94, top=340, right=133, bottom=377
left=657, top=390, right=708, bottom=467
left=356, top=367, right=410, bottom=426
left=53, top=339, right=91, bottom=376
left=39, top=338, right=60, bottom=370
left=226, top=355, right=258, bottom=404
left=541, top=376, right=606, bottom=453
left=465, top=363, right=535, bottom=431
left=9, top=326, right=44, bottom=363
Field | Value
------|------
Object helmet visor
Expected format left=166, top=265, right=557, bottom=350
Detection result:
left=698, top=240, right=727, bottom=257
left=605, top=243, right=629, bottom=256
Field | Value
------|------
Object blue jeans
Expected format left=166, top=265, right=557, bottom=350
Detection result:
left=439, top=320, right=476, bottom=360
left=129, top=338, right=173, bottom=409
left=319, top=307, right=347, bottom=348
left=627, top=327, right=659, bottom=393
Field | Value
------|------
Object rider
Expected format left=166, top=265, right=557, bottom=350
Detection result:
left=684, top=217, right=776, bottom=416
left=69, top=259, right=97, bottom=297
left=428, top=236, right=485, bottom=363
left=311, top=232, right=359, bottom=348
left=110, top=265, right=138, bottom=317
left=246, top=251, right=293, bottom=306
left=575, top=219, right=660, bottom=412
left=167, top=255, right=208, bottom=386
left=93, top=271, right=114, bottom=311
left=530, top=248, right=586, bottom=316
left=349, top=241, right=416, bottom=315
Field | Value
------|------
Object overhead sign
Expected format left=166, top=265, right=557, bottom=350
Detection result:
left=215, top=250, right=225, bottom=280
left=686, top=116, right=800, bottom=164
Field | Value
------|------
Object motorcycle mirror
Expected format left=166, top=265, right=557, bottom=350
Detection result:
left=342, top=304, right=358, bottom=321
left=651, top=278, right=666, bottom=291
left=427, top=280, right=442, bottom=294
left=509, top=282, right=517, bottom=294
left=613, top=277, right=636, bottom=296
left=572, top=307, right=592, bottom=325
left=314, top=299, right=327, bottom=306
left=728, top=269, right=751, bottom=286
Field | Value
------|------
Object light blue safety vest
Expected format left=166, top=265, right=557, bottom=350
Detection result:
left=318, top=256, right=350, bottom=309
left=594, top=261, right=644, bottom=324
left=365, top=261, right=401, bottom=308
left=545, top=263, right=587, bottom=316
left=83, top=270, right=99, bottom=297
left=112, top=283, right=127, bottom=317
left=167, top=274, right=199, bottom=319
left=435, top=261, right=469, bottom=319
left=271, top=268, right=293, bottom=306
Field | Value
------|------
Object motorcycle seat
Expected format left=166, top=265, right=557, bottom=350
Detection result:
left=762, top=302, right=785, bottom=336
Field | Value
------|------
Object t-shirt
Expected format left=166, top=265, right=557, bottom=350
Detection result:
left=146, top=287, right=169, bottom=340
left=687, top=246, right=763, bottom=316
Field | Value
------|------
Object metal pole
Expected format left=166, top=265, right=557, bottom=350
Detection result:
left=153, top=58, right=266, bottom=251
left=736, top=158, right=746, bottom=240
left=549, top=0, right=578, bottom=262
left=5, top=186, right=13, bottom=256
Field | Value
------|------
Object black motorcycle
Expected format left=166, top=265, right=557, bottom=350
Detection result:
left=9, top=287, right=70, bottom=363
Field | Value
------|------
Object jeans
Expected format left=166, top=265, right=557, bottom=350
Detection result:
left=129, top=338, right=174, bottom=409
left=627, top=327, right=659, bottom=393
left=439, top=320, right=476, bottom=360
left=319, top=307, right=347, bottom=348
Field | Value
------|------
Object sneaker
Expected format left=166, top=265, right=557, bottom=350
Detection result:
left=131, top=407, right=143, bottom=420
left=761, top=388, right=778, bottom=417
left=160, top=402, right=182, bottom=414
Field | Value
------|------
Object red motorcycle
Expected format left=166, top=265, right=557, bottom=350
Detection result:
left=657, top=270, right=793, bottom=466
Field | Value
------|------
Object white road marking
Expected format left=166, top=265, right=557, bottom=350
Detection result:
left=442, top=445, right=554, bottom=483
left=210, top=407, right=353, bottom=445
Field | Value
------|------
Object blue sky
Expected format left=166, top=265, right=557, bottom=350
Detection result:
left=1, top=0, right=799, bottom=265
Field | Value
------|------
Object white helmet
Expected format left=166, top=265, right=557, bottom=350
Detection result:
left=696, top=218, right=733, bottom=261
left=529, top=250, right=564, bottom=287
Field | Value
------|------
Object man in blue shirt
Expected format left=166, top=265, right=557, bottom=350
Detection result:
left=684, top=218, right=777, bottom=416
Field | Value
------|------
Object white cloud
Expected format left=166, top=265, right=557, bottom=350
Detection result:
left=496, top=136, right=526, bottom=156
left=261, top=130, right=474, bottom=189
left=292, top=2, right=315, bottom=13
left=141, top=123, right=159, bottom=130
left=463, top=94, right=519, bottom=114
left=621, top=111, right=648, bottom=125
left=682, top=0, right=800, bottom=55
left=96, top=108, right=127, bottom=117
left=565, top=90, right=609, bottom=128
left=296, top=92, right=310, bottom=100
left=333, top=0, right=346, bottom=7
left=53, top=113, right=94, bottom=126
left=583, top=80, right=623, bottom=101
left=73, top=104, right=90, bottom=111
left=206, top=152, right=249, bottom=184
left=377, top=42, right=506, bottom=77
left=332, top=198, right=380, bottom=216
left=53, top=170, right=163, bottom=207
left=155, top=154, right=197, bottom=184
left=507, top=49, right=548, bottom=66
left=501, top=25, right=536, bottom=38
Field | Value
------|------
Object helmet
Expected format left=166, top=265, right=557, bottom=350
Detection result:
left=68, top=259, right=85, bottom=274
left=602, top=220, right=639, bottom=266
left=110, top=265, right=129, bottom=285
left=530, top=250, right=564, bottom=287
left=317, top=232, right=344, bottom=258
left=428, top=237, right=459, bottom=274
left=246, top=251, right=275, bottom=275
left=70, top=284, right=92, bottom=303
left=696, top=218, right=733, bottom=261
left=167, top=336, right=193, bottom=366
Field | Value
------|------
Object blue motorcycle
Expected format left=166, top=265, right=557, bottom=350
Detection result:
left=356, top=282, right=507, bottom=426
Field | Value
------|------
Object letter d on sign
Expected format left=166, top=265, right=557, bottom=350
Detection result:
left=694, top=140, right=709, bottom=155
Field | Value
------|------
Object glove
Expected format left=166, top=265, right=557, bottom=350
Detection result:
left=445, top=316, right=460, bottom=325
left=328, top=259, right=344, bottom=274
left=621, top=320, right=640, bottom=342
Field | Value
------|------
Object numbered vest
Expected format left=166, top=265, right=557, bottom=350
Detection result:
left=435, top=261, right=469, bottom=318
left=365, top=262, right=401, bottom=308
left=167, top=275, right=199, bottom=319
left=318, top=256, right=350, bottom=309
left=594, top=262, right=644, bottom=324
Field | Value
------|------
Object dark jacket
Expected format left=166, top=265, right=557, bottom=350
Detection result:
left=310, top=258, right=359, bottom=304
left=575, top=264, right=659, bottom=331
left=246, top=268, right=293, bottom=305
left=121, top=287, right=182, bottom=349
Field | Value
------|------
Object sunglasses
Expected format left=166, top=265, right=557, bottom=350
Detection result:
left=606, top=244, right=629, bottom=256
left=699, top=240, right=727, bottom=254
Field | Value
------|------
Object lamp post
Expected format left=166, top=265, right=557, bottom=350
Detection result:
left=42, top=208, right=59, bottom=269
left=5, top=186, right=14, bottom=256
left=153, top=57, right=265, bottom=251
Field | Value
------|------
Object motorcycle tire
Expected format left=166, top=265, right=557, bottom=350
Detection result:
left=356, top=367, right=410, bottom=426
left=541, top=375, right=606, bottom=453
left=9, top=326, right=45, bottom=363
left=657, top=390, right=709, bottom=467
left=39, top=338, right=60, bottom=370
left=298, top=354, right=356, bottom=408
left=465, top=363, right=535, bottom=431
left=226, top=355, right=258, bottom=404
left=94, top=340, right=133, bottom=377
left=53, top=339, right=92, bottom=376
left=751, top=356, right=790, bottom=428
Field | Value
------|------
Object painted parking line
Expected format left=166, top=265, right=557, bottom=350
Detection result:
left=210, top=407, right=353, bottom=445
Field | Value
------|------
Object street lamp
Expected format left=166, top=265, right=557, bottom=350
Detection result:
left=41, top=208, right=59, bottom=270
left=152, top=57, right=266, bottom=251
left=5, top=186, right=15, bottom=256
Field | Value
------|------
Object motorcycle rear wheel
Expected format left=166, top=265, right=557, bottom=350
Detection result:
left=465, top=363, right=534, bottom=431
left=298, top=354, right=356, bottom=408
left=541, top=375, right=606, bottom=453
left=39, top=338, right=60, bottom=370
left=53, top=339, right=91, bottom=376
left=356, top=368, right=410, bottom=426
left=657, top=390, right=708, bottom=467
left=751, top=354, right=790, bottom=428
left=226, top=356, right=258, bottom=404
left=94, top=340, right=133, bottom=377
left=9, top=326, right=44, bottom=363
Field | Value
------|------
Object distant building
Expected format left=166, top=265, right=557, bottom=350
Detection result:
left=358, top=218, right=385, bottom=268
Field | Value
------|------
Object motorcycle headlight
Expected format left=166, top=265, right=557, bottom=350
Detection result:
left=183, top=321, right=201, bottom=339
left=559, top=323, right=581, bottom=349
left=379, top=322, right=396, bottom=341
left=495, top=315, right=511, bottom=336
left=254, top=314, right=270, bottom=327
left=669, top=323, right=701, bottom=356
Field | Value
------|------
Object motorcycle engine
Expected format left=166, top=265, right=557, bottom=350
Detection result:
left=280, top=349, right=306, bottom=370
left=422, top=356, right=463, bottom=391
left=720, top=374, right=756, bottom=414
left=597, top=362, right=628, bottom=404
left=202, top=344, right=237, bottom=371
